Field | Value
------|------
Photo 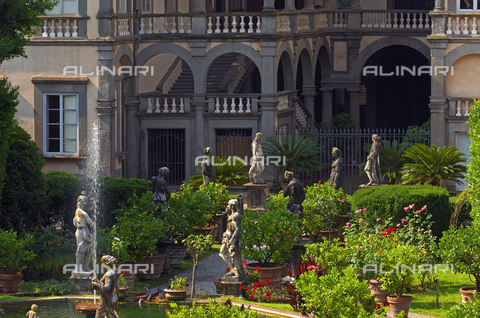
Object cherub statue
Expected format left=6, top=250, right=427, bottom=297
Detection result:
left=26, top=304, right=38, bottom=318
left=92, top=255, right=119, bottom=318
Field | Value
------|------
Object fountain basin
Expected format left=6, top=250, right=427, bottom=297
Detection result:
left=75, top=301, right=98, bottom=318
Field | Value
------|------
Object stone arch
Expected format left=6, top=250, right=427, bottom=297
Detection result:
left=445, top=44, right=480, bottom=68
left=276, top=44, right=295, bottom=92
left=114, top=45, right=133, bottom=67
left=351, top=36, right=430, bottom=81
left=445, top=51, right=480, bottom=97
left=296, top=45, right=314, bottom=87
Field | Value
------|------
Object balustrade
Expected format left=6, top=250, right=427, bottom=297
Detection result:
left=445, top=15, right=480, bottom=35
left=145, top=96, right=188, bottom=114
left=361, top=11, right=430, bottom=29
left=40, top=18, right=80, bottom=37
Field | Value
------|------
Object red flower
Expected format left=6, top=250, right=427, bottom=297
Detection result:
left=263, top=279, right=269, bottom=284
left=239, top=285, right=244, bottom=289
left=65, top=235, right=69, bottom=239
left=246, top=272, right=249, bottom=276
left=122, top=272, right=125, bottom=275
left=61, top=241, right=64, bottom=244
left=267, top=295, right=271, bottom=300
left=226, top=267, right=230, bottom=272
left=269, top=283, right=272, bottom=287
left=246, top=287, right=250, bottom=291
left=185, top=283, right=189, bottom=287
left=249, top=294, right=254, bottom=299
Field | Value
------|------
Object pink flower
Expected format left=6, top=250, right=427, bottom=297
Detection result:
left=416, top=210, right=421, bottom=214
left=355, top=209, right=362, bottom=214
left=401, top=218, right=408, bottom=223
left=420, top=228, right=425, bottom=232
left=409, top=204, right=415, bottom=209
left=376, top=218, right=381, bottom=222
left=396, top=223, right=401, bottom=227
left=339, top=200, right=344, bottom=203
left=359, top=218, right=364, bottom=222
left=403, top=207, right=409, bottom=211
left=363, top=208, right=368, bottom=211
left=359, top=227, right=365, bottom=230
left=428, top=230, right=432, bottom=234
left=345, top=222, right=351, bottom=229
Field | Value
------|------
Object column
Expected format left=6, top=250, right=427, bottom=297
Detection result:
left=348, top=88, right=360, bottom=129
left=320, top=88, right=333, bottom=123
left=97, top=0, right=115, bottom=38
left=259, top=100, right=277, bottom=183
left=434, top=0, right=444, bottom=12
left=192, top=0, right=207, bottom=34
left=96, top=45, right=116, bottom=176
left=303, top=0, right=314, bottom=11
left=302, top=86, right=316, bottom=126
left=283, top=0, right=296, bottom=12
left=262, top=0, right=276, bottom=12
left=125, top=96, right=141, bottom=178
left=192, top=96, right=207, bottom=173
left=429, top=41, right=448, bottom=147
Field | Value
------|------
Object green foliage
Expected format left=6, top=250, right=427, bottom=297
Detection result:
left=380, top=140, right=411, bottom=185
left=320, top=113, right=356, bottom=130
left=0, top=79, right=18, bottom=205
left=189, top=156, right=249, bottom=186
left=351, top=185, right=450, bottom=238
left=304, top=238, right=350, bottom=272
left=182, top=234, right=212, bottom=298
left=0, top=229, right=35, bottom=273
left=446, top=292, right=480, bottom=318
left=44, top=171, right=83, bottom=231
left=302, top=182, right=348, bottom=241
left=169, top=300, right=259, bottom=318
left=0, top=0, right=55, bottom=63
left=404, top=119, right=430, bottom=144
left=263, top=134, right=322, bottom=174
left=195, top=182, right=230, bottom=223
left=450, top=189, right=473, bottom=229
left=19, top=279, right=72, bottom=296
left=294, top=266, right=378, bottom=318
left=163, top=183, right=212, bottom=237
left=401, top=143, right=467, bottom=187
left=169, top=276, right=188, bottom=290
left=467, top=98, right=480, bottom=223
left=110, top=191, right=167, bottom=263
left=241, top=205, right=301, bottom=265
left=438, top=224, right=480, bottom=291
left=1, top=124, right=47, bottom=233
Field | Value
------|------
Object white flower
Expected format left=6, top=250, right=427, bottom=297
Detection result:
left=114, top=237, right=121, bottom=241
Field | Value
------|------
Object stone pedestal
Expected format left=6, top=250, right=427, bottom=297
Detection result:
left=243, top=183, right=270, bottom=213
left=157, top=239, right=175, bottom=277
left=222, top=278, right=246, bottom=298
left=71, top=271, right=94, bottom=294
left=290, top=242, right=308, bottom=266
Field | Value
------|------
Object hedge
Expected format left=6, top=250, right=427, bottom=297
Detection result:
left=351, top=185, right=451, bottom=238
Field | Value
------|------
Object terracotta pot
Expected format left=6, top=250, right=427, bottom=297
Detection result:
left=164, top=289, right=188, bottom=301
left=170, top=245, right=187, bottom=269
left=245, top=263, right=287, bottom=288
left=0, top=273, right=23, bottom=293
left=460, top=287, right=480, bottom=303
left=137, top=254, right=166, bottom=281
left=387, top=295, right=413, bottom=317
left=313, top=229, right=339, bottom=242
left=118, top=286, right=129, bottom=299
left=368, top=279, right=390, bottom=303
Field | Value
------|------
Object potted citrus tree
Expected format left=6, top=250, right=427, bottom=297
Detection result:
left=241, top=197, right=302, bottom=287
left=165, top=276, right=189, bottom=301
left=0, top=229, right=35, bottom=293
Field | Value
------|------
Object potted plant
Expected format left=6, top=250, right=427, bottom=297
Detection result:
left=302, top=182, right=348, bottom=242
left=182, top=234, right=212, bottom=298
left=110, top=192, right=167, bottom=282
left=241, top=201, right=302, bottom=287
left=188, top=156, right=249, bottom=186
left=439, top=224, right=480, bottom=302
left=117, top=273, right=129, bottom=298
left=0, top=229, right=35, bottom=293
left=164, top=276, right=189, bottom=301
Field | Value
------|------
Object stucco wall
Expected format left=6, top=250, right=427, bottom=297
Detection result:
left=446, top=54, right=480, bottom=97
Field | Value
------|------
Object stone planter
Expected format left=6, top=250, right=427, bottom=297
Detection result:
left=118, top=286, right=129, bottom=299
left=368, top=279, right=390, bottom=303
left=137, top=254, right=166, bottom=281
left=245, top=263, right=287, bottom=288
left=164, top=289, right=188, bottom=301
left=460, top=287, right=480, bottom=303
left=387, top=295, right=413, bottom=317
left=0, top=273, right=23, bottom=293
left=170, top=245, right=187, bottom=269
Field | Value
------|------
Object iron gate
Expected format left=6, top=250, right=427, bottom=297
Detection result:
left=148, top=129, right=186, bottom=184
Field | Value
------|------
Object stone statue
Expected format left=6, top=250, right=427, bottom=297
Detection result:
left=92, top=255, right=120, bottom=318
left=152, top=166, right=171, bottom=206
left=73, top=192, right=95, bottom=273
left=283, top=171, right=305, bottom=218
left=26, top=304, right=38, bottom=318
left=248, top=132, right=266, bottom=184
left=364, top=134, right=383, bottom=186
left=219, top=199, right=246, bottom=282
left=201, top=147, right=216, bottom=185
left=0, top=305, right=4, bottom=318
left=327, top=147, right=344, bottom=190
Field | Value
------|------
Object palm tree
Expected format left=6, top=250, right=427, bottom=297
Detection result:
left=263, top=134, right=322, bottom=175
left=189, top=156, right=249, bottom=186
left=401, top=143, right=467, bottom=187
left=380, top=140, right=411, bottom=185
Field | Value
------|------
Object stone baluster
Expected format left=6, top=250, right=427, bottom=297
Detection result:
left=72, top=20, right=78, bottom=37
left=147, top=98, right=154, bottom=113
left=240, top=16, right=246, bottom=33
left=456, top=100, right=462, bottom=116
left=418, top=14, right=424, bottom=29
left=231, top=16, right=237, bottom=32
left=155, top=98, right=161, bottom=113
left=248, top=16, right=254, bottom=33
left=57, top=19, right=63, bottom=36
left=164, top=17, right=169, bottom=33
left=230, top=98, right=237, bottom=113
left=425, top=14, right=430, bottom=28
left=65, top=20, right=71, bottom=37
left=446, top=17, right=452, bottom=34
left=42, top=20, right=48, bottom=37
left=380, top=13, right=385, bottom=28
left=473, top=17, right=478, bottom=34
left=238, top=98, right=244, bottom=113
left=147, top=18, right=153, bottom=34
left=465, top=101, right=470, bottom=116
left=187, top=17, right=192, bottom=33
left=215, top=16, right=221, bottom=33
left=171, top=17, right=177, bottom=33
left=399, top=13, right=405, bottom=28
left=163, top=98, right=169, bottom=113
left=455, top=17, right=461, bottom=34
left=386, top=13, right=392, bottom=28
left=171, top=98, right=177, bottom=113
left=256, top=16, right=261, bottom=33
left=374, top=12, right=379, bottom=27
left=207, top=16, right=213, bottom=33
left=412, top=13, right=417, bottom=28
left=406, top=12, right=411, bottom=28
left=393, top=13, right=398, bottom=28
left=179, top=16, right=185, bottom=33
left=246, top=98, right=251, bottom=113
left=223, top=16, right=230, bottom=33
left=361, top=13, right=366, bottom=27
left=222, top=98, right=228, bottom=113
left=155, top=17, right=161, bottom=33
left=215, top=98, right=221, bottom=113
left=179, top=98, right=185, bottom=113
left=139, top=18, right=145, bottom=34
left=50, top=21, right=56, bottom=37
left=463, top=17, right=469, bottom=34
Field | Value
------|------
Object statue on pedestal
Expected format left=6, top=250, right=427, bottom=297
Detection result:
left=364, top=134, right=383, bottom=186
left=201, top=147, right=216, bottom=185
left=249, top=132, right=265, bottom=184
left=73, top=192, right=95, bottom=273
left=219, top=199, right=246, bottom=282
left=92, top=255, right=120, bottom=318
left=283, top=171, right=305, bottom=218
left=152, top=167, right=171, bottom=206
left=26, top=304, right=38, bottom=318
left=327, top=147, right=344, bottom=190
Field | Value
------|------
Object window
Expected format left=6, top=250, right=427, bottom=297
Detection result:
left=48, top=0, right=78, bottom=14
left=118, top=0, right=127, bottom=13
left=139, top=0, right=152, bottom=13
left=460, top=0, right=480, bottom=10
left=44, top=94, right=78, bottom=155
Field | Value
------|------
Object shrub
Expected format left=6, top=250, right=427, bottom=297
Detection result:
left=0, top=124, right=46, bottom=233
left=446, top=293, right=480, bottom=318
left=195, top=182, right=230, bottom=224
left=20, top=279, right=72, bottom=296
left=169, top=300, right=259, bottom=318
left=467, top=98, right=480, bottom=223
left=304, top=238, right=350, bottom=272
left=450, top=189, right=472, bottom=228
left=169, top=276, right=189, bottom=290
left=351, top=185, right=450, bottom=238
left=0, top=229, right=36, bottom=274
